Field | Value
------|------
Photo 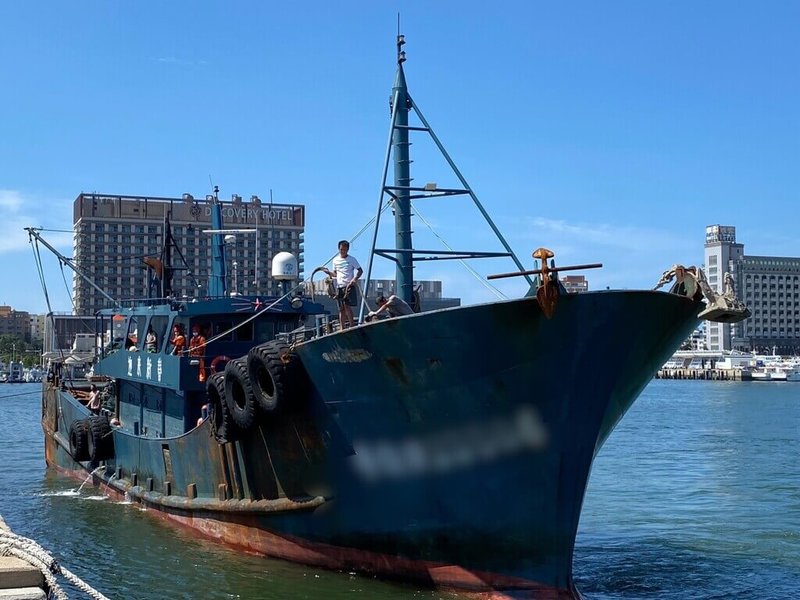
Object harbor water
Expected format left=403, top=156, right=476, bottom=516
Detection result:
left=0, top=381, right=797, bottom=599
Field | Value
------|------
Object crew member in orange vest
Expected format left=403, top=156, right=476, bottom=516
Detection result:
left=188, top=325, right=207, bottom=382
left=170, top=324, right=186, bottom=355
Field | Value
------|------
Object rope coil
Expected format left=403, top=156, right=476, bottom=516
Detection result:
left=0, top=528, right=109, bottom=600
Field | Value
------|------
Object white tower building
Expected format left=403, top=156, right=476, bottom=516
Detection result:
left=703, top=225, right=744, bottom=351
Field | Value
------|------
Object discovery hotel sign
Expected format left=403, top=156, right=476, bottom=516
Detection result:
left=75, top=193, right=305, bottom=228
left=202, top=205, right=299, bottom=226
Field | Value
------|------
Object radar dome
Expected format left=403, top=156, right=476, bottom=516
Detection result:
left=272, top=252, right=298, bottom=281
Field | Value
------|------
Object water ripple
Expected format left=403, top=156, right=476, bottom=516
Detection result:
left=2, top=382, right=798, bottom=599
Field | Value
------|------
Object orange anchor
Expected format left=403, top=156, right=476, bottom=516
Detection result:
left=533, top=248, right=559, bottom=319
left=486, top=249, right=603, bottom=319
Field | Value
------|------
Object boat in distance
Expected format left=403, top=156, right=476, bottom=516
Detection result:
left=32, top=35, right=749, bottom=598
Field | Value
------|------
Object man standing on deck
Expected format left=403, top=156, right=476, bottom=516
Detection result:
left=188, top=325, right=207, bottom=382
left=323, top=240, right=363, bottom=329
left=87, top=385, right=101, bottom=415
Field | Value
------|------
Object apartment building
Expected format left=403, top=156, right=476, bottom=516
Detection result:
left=72, top=193, right=304, bottom=314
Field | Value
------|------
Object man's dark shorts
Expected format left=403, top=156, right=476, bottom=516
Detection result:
left=336, top=285, right=357, bottom=307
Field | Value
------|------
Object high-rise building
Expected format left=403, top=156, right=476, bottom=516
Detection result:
left=0, top=306, right=31, bottom=342
left=308, top=278, right=435, bottom=300
left=29, top=314, right=46, bottom=343
left=561, top=275, right=589, bottom=294
left=306, top=278, right=461, bottom=314
left=732, top=255, right=800, bottom=353
left=72, top=193, right=304, bottom=315
left=704, top=225, right=744, bottom=351
left=704, top=224, right=800, bottom=353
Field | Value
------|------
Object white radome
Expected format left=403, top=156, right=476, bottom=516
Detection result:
left=272, top=252, right=297, bottom=280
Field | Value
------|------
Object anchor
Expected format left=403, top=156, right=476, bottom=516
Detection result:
left=654, top=265, right=751, bottom=324
left=488, top=248, right=603, bottom=319
left=533, top=248, right=558, bottom=319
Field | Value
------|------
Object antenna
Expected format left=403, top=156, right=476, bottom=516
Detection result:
left=397, top=20, right=406, bottom=64
left=269, top=189, right=275, bottom=295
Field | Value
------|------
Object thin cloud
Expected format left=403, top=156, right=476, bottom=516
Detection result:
left=364, top=215, right=701, bottom=301
left=0, top=190, right=23, bottom=211
left=522, top=217, right=690, bottom=253
left=500, top=216, right=701, bottom=291
left=0, top=189, right=73, bottom=254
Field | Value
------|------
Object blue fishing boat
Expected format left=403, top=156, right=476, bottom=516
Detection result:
left=31, top=35, right=748, bottom=598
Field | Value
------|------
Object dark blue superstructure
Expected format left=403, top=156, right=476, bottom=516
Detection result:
left=93, top=297, right=321, bottom=437
left=39, top=35, right=720, bottom=598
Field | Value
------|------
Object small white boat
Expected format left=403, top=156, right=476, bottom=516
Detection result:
left=751, top=363, right=800, bottom=382
left=786, top=370, right=800, bottom=382
left=769, top=368, right=788, bottom=382
left=751, top=368, right=771, bottom=381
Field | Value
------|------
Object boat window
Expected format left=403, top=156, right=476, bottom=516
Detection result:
left=255, top=320, right=275, bottom=342
left=214, top=321, right=234, bottom=342
left=236, top=320, right=254, bottom=342
left=107, top=314, right=127, bottom=352
left=126, top=316, right=141, bottom=351
left=277, top=317, right=297, bottom=333
left=147, top=316, right=169, bottom=353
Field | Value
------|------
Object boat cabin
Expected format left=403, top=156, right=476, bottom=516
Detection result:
left=92, top=296, right=325, bottom=438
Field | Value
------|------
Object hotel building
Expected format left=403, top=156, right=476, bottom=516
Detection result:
left=72, top=193, right=304, bottom=315
left=704, top=225, right=800, bottom=353
left=561, top=275, right=589, bottom=294
left=306, top=278, right=461, bottom=314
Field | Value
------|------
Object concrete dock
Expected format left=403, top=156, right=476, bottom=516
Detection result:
left=0, top=517, right=46, bottom=600
left=655, top=368, right=751, bottom=381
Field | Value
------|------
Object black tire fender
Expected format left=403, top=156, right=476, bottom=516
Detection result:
left=87, top=416, right=114, bottom=462
left=68, top=419, right=91, bottom=462
left=206, top=372, right=236, bottom=443
left=246, top=341, right=306, bottom=413
left=223, top=357, right=257, bottom=429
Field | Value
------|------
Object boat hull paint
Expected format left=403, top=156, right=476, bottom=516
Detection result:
left=293, top=291, right=700, bottom=579
left=42, top=291, right=701, bottom=598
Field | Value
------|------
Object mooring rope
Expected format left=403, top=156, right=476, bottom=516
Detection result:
left=0, top=527, right=109, bottom=600
left=0, top=390, right=42, bottom=400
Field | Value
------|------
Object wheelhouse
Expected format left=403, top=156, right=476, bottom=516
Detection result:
left=92, top=296, right=325, bottom=438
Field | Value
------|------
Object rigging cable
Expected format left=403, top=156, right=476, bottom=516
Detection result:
left=59, top=260, right=76, bottom=313
left=32, top=203, right=390, bottom=360
left=29, top=235, right=69, bottom=384
left=30, top=236, right=54, bottom=315
left=410, top=201, right=507, bottom=300
left=29, top=233, right=81, bottom=390
left=35, top=228, right=78, bottom=234
left=194, top=204, right=392, bottom=350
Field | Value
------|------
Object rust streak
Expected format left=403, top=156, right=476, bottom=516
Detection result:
left=384, top=357, right=410, bottom=386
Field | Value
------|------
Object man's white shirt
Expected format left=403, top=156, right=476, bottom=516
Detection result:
left=332, top=255, right=361, bottom=287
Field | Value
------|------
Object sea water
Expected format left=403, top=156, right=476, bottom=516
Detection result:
left=0, top=381, right=797, bottom=599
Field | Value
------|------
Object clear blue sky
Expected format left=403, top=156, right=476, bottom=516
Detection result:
left=2, top=2, right=798, bottom=314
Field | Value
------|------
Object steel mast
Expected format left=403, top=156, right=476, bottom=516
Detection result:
left=360, top=34, right=533, bottom=322
left=392, top=35, right=414, bottom=305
